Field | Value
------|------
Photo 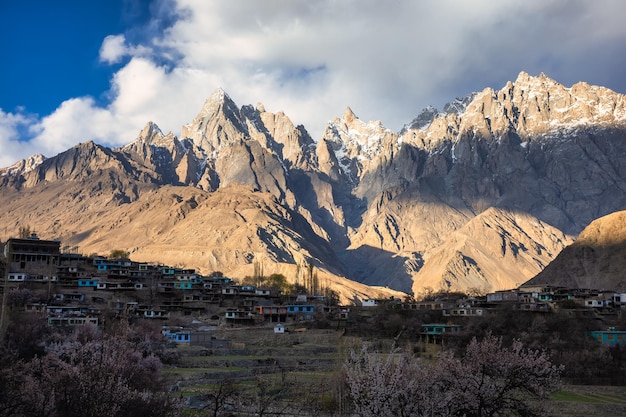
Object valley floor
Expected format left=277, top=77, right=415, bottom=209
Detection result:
left=164, top=326, right=626, bottom=416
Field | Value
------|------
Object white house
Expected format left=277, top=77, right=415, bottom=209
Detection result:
left=362, top=298, right=379, bottom=307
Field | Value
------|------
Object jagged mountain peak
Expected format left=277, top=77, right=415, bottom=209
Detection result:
left=120, top=122, right=182, bottom=154
left=0, top=153, right=46, bottom=176
left=343, top=106, right=357, bottom=124
left=514, top=70, right=553, bottom=85
left=401, top=94, right=477, bottom=136
left=496, top=71, right=569, bottom=106
left=402, top=71, right=626, bottom=149
left=13, top=140, right=134, bottom=189
left=180, top=89, right=247, bottom=154
left=135, top=122, right=170, bottom=146
left=197, top=87, right=241, bottom=121
left=401, top=105, right=439, bottom=132
left=430, top=71, right=626, bottom=141
left=178, top=88, right=314, bottom=169
left=72, top=140, right=105, bottom=153
left=508, top=71, right=626, bottom=125
left=329, top=106, right=390, bottom=144
left=118, top=120, right=219, bottom=189
left=317, top=106, right=400, bottom=189
left=325, top=117, right=382, bottom=157
left=140, top=121, right=164, bottom=138
left=177, top=88, right=319, bottom=194
left=442, top=93, right=478, bottom=115
left=207, top=86, right=229, bottom=104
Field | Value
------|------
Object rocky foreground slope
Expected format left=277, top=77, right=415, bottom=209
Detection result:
left=2, top=72, right=626, bottom=298
left=525, top=210, right=626, bottom=292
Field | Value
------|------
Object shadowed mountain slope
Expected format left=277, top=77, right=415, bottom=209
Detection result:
left=524, top=210, right=626, bottom=292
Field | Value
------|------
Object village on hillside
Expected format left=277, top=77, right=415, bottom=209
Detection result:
left=2, top=234, right=626, bottom=347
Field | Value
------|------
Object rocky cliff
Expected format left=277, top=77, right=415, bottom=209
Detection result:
left=2, top=72, right=626, bottom=297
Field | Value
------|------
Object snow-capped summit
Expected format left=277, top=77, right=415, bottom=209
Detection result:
left=0, top=154, right=46, bottom=177
left=401, top=105, right=439, bottom=132
left=442, top=93, right=477, bottom=115
left=456, top=71, right=626, bottom=139
left=318, top=106, right=398, bottom=185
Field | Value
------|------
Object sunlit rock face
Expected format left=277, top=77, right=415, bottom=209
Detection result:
left=2, top=73, right=626, bottom=297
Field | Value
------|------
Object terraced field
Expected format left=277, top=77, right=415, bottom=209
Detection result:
left=164, top=326, right=626, bottom=416
left=165, top=326, right=353, bottom=415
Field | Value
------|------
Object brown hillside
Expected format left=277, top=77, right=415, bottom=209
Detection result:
left=524, top=210, right=626, bottom=292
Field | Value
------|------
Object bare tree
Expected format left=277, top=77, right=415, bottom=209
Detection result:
left=18, top=226, right=32, bottom=238
left=203, top=377, right=240, bottom=417
left=246, top=365, right=294, bottom=417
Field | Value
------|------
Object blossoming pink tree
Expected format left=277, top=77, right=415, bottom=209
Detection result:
left=0, top=322, right=182, bottom=417
left=345, top=333, right=562, bottom=417
left=344, top=347, right=438, bottom=417
left=436, top=334, right=562, bottom=417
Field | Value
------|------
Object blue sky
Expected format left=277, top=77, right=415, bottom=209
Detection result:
left=1, top=1, right=125, bottom=114
left=2, top=0, right=626, bottom=167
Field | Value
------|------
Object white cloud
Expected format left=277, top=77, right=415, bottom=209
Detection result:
left=99, top=34, right=128, bottom=64
left=111, top=58, right=165, bottom=114
left=30, top=98, right=120, bottom=155
left=0, top=109, right=37, bottom=167
left=23, top=59, right=216, bottom=158
left=99, top=34, right=154, bottom=65
left=5, top=0, right=626, bottom=167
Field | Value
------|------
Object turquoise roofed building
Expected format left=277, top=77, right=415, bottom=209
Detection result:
left=590, top=327, right=626, bottom=346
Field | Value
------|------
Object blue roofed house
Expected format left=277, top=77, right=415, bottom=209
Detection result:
left=287, top=304, right=315, bottom=320
left=162, top=327, right=191, bottom=343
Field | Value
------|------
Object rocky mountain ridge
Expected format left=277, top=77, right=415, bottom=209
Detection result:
left=2, top=71, right=626, bottom=298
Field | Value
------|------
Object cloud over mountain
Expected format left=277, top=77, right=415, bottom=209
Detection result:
left=2, top=1, right=626, bottom=168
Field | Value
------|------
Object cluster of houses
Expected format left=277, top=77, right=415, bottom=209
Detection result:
left=3, top=234, right=626, bottom=346
left=363, top=285, right=626, bottom=346
left=1, top=235, right=326, bottom=332
left=364, top=284, right=626, bottom=315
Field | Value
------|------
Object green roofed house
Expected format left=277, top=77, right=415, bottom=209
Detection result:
left=420, top=323, right=463, bottom=345
left=421, top=323, right=463, bottom=335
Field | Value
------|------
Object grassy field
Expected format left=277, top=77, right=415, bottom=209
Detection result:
left=549, top=385, right=626, bottom=416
